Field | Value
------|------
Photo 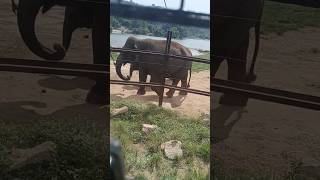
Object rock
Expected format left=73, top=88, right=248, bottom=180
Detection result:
left=142, top=124, right=158, bottom=133
left=161, top=140, right=183, bottom=160
left=200, top=112, right=210, bottom=126
left=111, top=106, right=128, bottom=117
left=8, top=141, right=57, bottom=171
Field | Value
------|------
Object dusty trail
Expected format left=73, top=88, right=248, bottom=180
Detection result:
left=212, top=28, right=320, bottom=172
left=110, top=65, right=210, bottom=118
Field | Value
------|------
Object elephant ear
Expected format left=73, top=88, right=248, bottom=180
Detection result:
left=42, top=1, right=56, bottom=14
left=132, top=42, right=140, bottom=63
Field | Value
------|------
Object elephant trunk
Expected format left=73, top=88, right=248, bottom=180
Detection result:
left=62, top=10, right=75, bottom=51
left=129, top=64, right=134, bottom=79
left=17, top=0, right=65, bottom=60
left=115, top=59, right=130, bottom=81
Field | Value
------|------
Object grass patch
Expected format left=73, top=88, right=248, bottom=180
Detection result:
left=263, top=1, right=320, bottom=35
left=110, top=52, right=119, bottom=62
left=110, top=100, right=210, bottom=179
left=193, top=52, right=210, bottom=72
left=0, top=118, right=107, bottom=179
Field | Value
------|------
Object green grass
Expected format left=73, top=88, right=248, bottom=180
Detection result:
left=110, top=100, right=210, bottom=179
left=192, top=52, right=210, bottom=72
left=262, top=1, right=320, bottom=35
left=0, top=118, right=108, bottom=179
left=110, top=52, right=210, bottom=72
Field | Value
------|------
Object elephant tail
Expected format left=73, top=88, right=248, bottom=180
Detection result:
left=187, top=68, right=192, bottom=88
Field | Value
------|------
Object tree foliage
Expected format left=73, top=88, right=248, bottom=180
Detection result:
left=110, top=16, right=210, bottom=40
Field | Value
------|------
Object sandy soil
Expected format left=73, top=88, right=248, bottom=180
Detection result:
left=0, top=2, right=107, bottom=127
left=110, top=65, right=210, bottom=118
left=212, top=28, right=320, bottom=173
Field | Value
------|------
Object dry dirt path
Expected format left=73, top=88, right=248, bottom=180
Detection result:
left=0, top=2, right=106, bottom=126
left=212, top=28, right=320, bottom=173
left=110, top=65, right=210, bottom=118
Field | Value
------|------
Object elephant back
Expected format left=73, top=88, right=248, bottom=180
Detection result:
left=138, top=39, right=192, bottom=77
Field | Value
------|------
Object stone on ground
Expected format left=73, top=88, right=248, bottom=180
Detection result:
left=142, top=124, right=158, bottom=133
left=161, top=140, right=183, bottom=160
left=111, top=106, right=128, bottom=117
left=8, top=141, right=57, bottom=171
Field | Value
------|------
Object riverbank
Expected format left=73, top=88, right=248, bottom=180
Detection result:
left=110, top=33, right=210, bottom=56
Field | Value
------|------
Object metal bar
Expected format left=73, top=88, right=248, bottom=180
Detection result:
left=212, top=78, right=320, bottom=110
left=110, top=3, right=210, bottom=28
left=267, top=0, right=320, bottom=8
left=0, top=58, right=108, bottom=78
left=159, top=31, right=172, bottom=107
left=213, top=78, right=320, bottom=103
left=0, top=57, right=108, bottom=71
left=111, top=80, right=210, bottom=96
left=110, top=48, right=210, bottom=64
left=0, top=64, right=107, bottom=78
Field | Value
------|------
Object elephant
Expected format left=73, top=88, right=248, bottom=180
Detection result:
left=212, top=0, right=264, bottom=106
left=115, top=36, right=192, bottom=98
left=11, top=0, right=108, bottom=104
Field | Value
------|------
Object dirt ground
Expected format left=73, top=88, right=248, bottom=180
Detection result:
left=1, top=0, right=320, bottom=176
left=0, top=3, right=107, bottom=127
left=110, top=65, right=210, bottom=117
left=212, top=28, right=320, bottom=173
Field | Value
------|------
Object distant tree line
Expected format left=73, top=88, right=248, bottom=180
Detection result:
left=110, top=16, right=210, bottom=40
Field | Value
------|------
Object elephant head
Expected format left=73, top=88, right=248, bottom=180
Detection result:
left=62, top=6, right=93, bottom=51
left=115, top=36, right=139, bottom=81
left=16, top=0, right=92, bottom=61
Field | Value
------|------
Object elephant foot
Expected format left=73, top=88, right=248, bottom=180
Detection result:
left=86, top=84, right=108, bottom=105
left=166, top=91, right=174, bottom=98
left=137, top=88, right=146, bottom=96
left=179, top=90, right=188, bottom=96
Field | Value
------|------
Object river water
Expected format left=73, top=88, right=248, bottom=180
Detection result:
left=110, top=33, right=210, bottom=56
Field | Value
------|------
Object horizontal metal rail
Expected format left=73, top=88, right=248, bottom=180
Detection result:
left=212, top=78, right=320, bottom=110
left=111, top=80, right=210, bottom=96
left=110, top=3, right=210, bottom=28
left=1, top=58, right=318, bottom=110
left=0, top=57, right=108, bottom=77
left=0, top=57, right=108, bottom=71
left=111, top=48, right=210, bottom=64
left=0, top=59, right=209, bottom=97
left=268, top=0, right=320, bottom=8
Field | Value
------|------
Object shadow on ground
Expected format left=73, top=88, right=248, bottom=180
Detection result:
left=111, top=92, right=187, bottom=108
left=211, top=104, right=247, bottom=143
left=38, top=76, right=95, bottom=91
left=0, top=101, right=108, bottom=129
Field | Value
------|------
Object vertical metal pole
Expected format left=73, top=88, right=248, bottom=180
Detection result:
left=158, top=31, right=172, bottom=107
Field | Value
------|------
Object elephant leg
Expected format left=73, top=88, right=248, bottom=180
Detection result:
left=137, top=69, right=147, bottom=95
left=150, top=75, right=162, bottom=97
left=179, top=80, right=188, bottom=95
left=220, top=30, right=250, bottom=107
left=166, top=78, right=179, bottom=98
left=85, top=6, right=108, bottom=105
left=179, top=71, right=189, bottom=95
